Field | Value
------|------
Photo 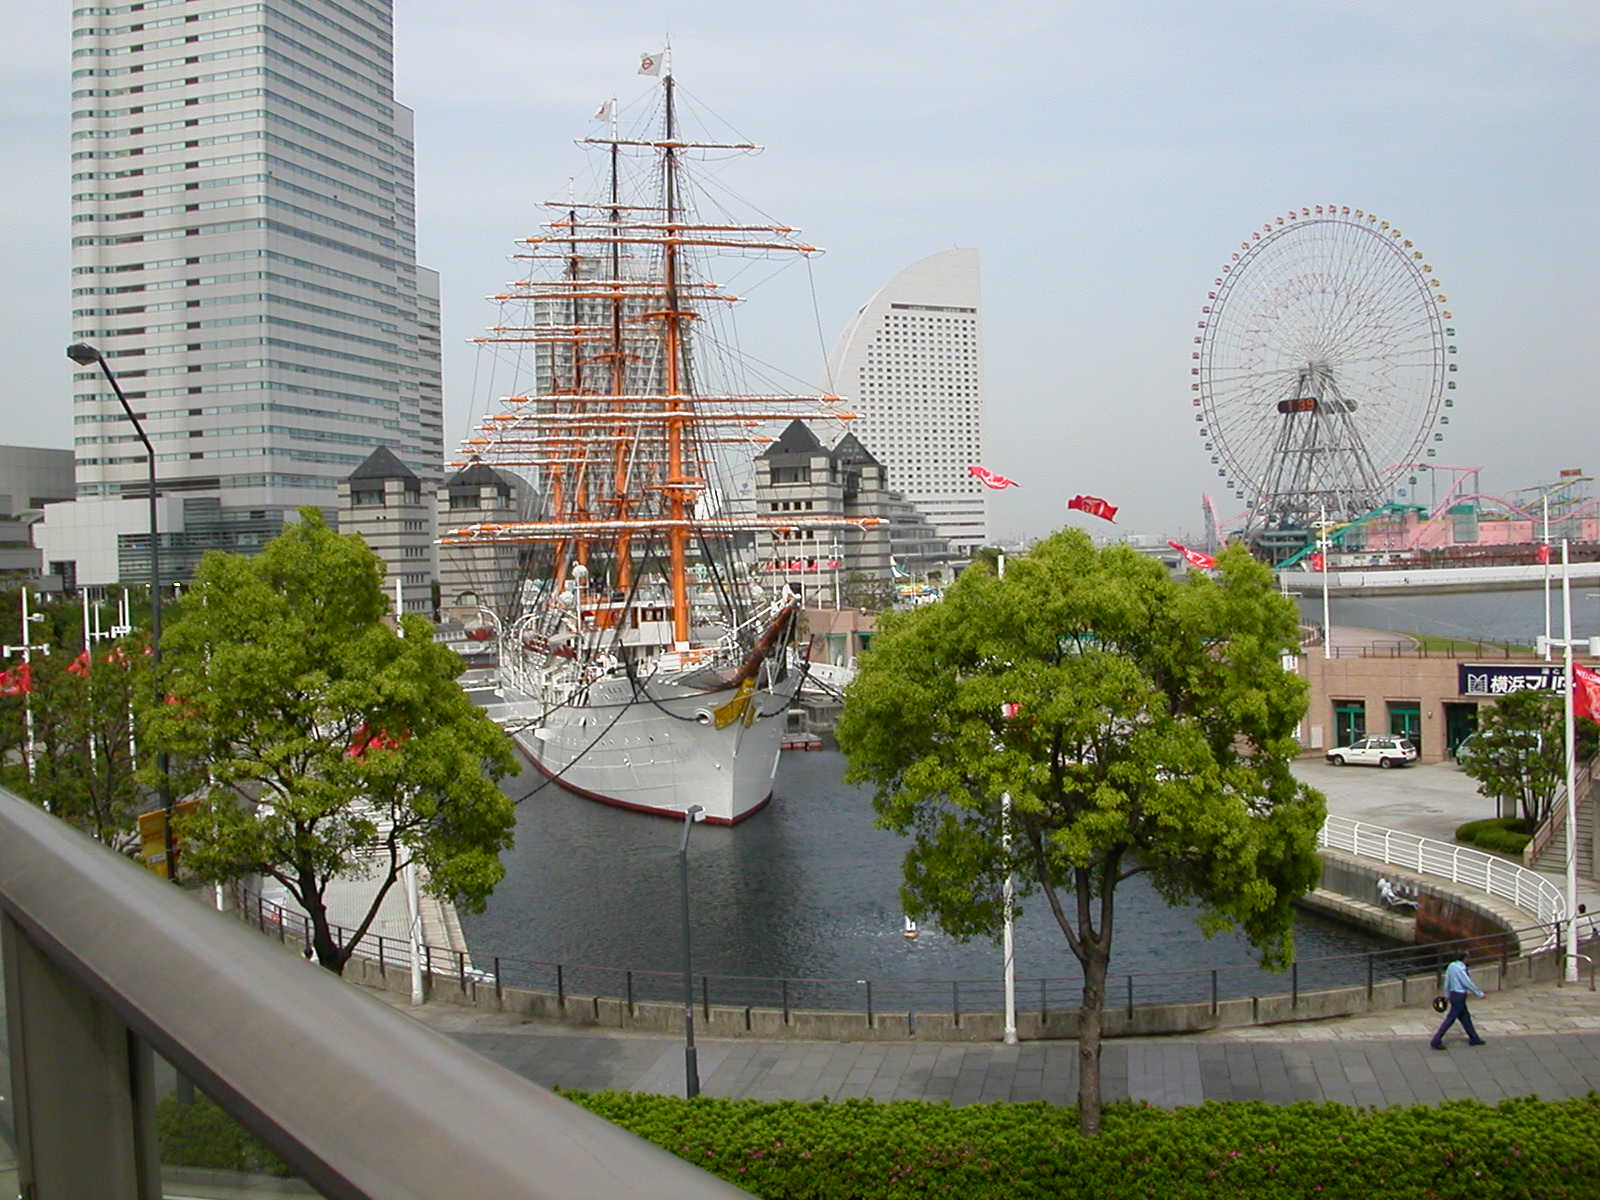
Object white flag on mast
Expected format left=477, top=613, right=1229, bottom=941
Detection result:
left=638, top=49, right=664, bottom=75
left=593, top=99, right=613, bottom=121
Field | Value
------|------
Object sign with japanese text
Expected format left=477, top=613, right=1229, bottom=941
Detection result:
left=1458, top=663, right=1566, bottom=698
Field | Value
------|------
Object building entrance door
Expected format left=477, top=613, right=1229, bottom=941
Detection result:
left=1443, top=702, right=1479, bottom=758
left=1388, top=702, right=1422, bottom=756
left=1333, top=701, right=1365, bottom=747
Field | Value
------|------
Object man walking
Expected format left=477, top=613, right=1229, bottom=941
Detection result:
left=1430, top=949, right=1486, bottom=1049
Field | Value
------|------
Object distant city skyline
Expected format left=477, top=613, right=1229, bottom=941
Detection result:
left=7, top=2, right=1596, bottom=543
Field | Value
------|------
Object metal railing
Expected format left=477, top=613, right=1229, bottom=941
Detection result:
left=0, top=788, right=748, bottom=1199
left=237, top=884, right=1562, bottom=1024
left=1523, top=754, right=1598, bottom=870
left=1319, top=813, right=1567, bottom=932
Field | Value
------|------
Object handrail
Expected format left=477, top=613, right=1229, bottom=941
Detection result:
left=1319, top=812, right=1566, bottom=932
left=0, top=788, right=749, bottom=1199
left=1523, top=753, right=1597, bottom=869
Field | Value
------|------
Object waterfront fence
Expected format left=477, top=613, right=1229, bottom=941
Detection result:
left=234, top=883, right=1566, bottom=1024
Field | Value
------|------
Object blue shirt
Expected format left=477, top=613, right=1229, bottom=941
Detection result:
left=1444, top=959, right=1483, bottom=997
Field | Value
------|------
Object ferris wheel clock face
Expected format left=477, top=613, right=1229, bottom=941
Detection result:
left=1191, top=206, right=1457, bottom=527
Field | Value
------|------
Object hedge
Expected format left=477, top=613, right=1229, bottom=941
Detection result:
left=567, top=1091, right=1600, bottom=1199
left=157, top=1088, right=1600, bottom=1197
left=1455, top=817, right=1533, bottom=857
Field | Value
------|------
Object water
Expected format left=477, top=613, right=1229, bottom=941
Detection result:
left=1296, top=583, right=1600, bottom=646
left=460, top=749, right=1395, bottom=1010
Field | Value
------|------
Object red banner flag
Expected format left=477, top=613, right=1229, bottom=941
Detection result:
left=0, top=663, right=32, bottom=696
left=1309, top=551, right=1325, bottom=572
left=1167, top=541, right=1217, bottom=570
left=67, top=650, right=92, bottom=677
left=1067, top=494, right=1118, bottom=522
left=1575, top=663, right=1600, bottom=723
left=968, top=464, right=1020, bottom=490
left=1537, top=542, right=1551, bottom=565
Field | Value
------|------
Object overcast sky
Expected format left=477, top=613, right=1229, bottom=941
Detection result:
left=7, top=1, right=1596, bottom=543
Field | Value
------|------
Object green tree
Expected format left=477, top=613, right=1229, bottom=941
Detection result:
left=142, top=510, right=517, bottom=973
left=1461, top=688, right=1597, bottom=829
left=836, top=530, right=1324, bottom=1135
left=21, top=638, right=147, bottom=846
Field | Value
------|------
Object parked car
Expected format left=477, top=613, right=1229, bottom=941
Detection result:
left=1325, top=735, right=1419, bottom=769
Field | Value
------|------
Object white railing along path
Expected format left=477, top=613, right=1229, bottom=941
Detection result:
left=1319, top=813, right=1567, bottom=930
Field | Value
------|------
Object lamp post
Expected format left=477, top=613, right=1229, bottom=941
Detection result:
left=996, top=552, right=1018, bottom=1046
left=1318, top=506, right=1332, bottom=660
left=1536, top=540, right=1600, bottom=982
left=678, top=803, right=705, bottom=1098
left=67, top=342, right=175, bottom=881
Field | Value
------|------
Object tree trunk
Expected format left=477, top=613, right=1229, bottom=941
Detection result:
left=1077, top=944, right=1109, bottom=1136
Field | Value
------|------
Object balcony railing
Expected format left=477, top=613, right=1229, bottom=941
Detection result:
left=0, top=786, right=749, bottom=1199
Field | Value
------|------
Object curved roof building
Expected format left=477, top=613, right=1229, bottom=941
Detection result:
left=827, top=249, right=987, bottom=554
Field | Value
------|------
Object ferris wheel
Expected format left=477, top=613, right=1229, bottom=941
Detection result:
left=1190, top=205, right=1458, bottom=561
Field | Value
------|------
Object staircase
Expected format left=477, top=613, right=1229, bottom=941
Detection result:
left=1525, top=754, right=1600, bottom=876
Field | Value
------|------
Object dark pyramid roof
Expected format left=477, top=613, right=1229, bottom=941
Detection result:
left=831, top=432, right=881, bottom=468
left=442, top=458, right=510, bottom=492
left=762, top=419, right=825, bottom=458
left=347, top=445, right=419, bottom=484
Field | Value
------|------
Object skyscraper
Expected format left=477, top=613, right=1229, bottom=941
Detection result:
left=827, top=249, right=987, bottom=555
left=63, top=0, right=441, bottom=585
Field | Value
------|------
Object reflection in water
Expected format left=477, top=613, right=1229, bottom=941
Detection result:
left=462, top=750, right=1390, bottom=1005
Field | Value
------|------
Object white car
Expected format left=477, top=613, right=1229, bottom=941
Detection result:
left=1325, top=735, right=1419, bottom=769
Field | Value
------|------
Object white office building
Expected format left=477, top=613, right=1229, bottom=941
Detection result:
left=827, top=249, right=987, bottom=555
left=62, top=0, right=441, bottom=586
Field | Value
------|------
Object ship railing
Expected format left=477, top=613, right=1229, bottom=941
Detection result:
left=232, top=886, right=1582, bottom=1031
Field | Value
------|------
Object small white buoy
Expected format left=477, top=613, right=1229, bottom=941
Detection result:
left=902, top=916, right=918, bottom=940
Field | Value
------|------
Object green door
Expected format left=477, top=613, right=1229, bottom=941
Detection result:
left=1333, top=701, right=1365, bottom=747
left=1444, top=702, right=1478, bottom=757
left=1388, top=702, right=1422, bottom=756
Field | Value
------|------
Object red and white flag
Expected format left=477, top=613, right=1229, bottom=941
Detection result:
left=593, top=99, right=614, bottom=122
left=1309, top=551, right=1325, bottom=572
left=1167, top=541, right=1216, bottom=570
left=1067, top=494, right=1118, bottom=522
left=1575, top=663, right=1600, bottom=723
left=1537, top=542, right=1552, bottom=565
left=968, top=464, right=1020, bottom=490
left=0, top=663, right=31, bottom=696
left=638, top=49, right=664, bottom=75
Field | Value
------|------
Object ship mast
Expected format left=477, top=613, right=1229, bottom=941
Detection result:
left=660, top=70, right=692, bottom=643
left=445, top=69, right=883, bottom=625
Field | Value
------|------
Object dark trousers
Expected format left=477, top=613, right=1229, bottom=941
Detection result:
left=1431, top=990, right=1481, bottom=1045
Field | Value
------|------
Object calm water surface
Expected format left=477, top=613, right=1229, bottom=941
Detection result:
left=461, top=749, right=1393, bottom=1007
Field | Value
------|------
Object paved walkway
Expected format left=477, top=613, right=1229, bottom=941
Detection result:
left=349, top=750, right=1600, bottom=1110
left=368, top=982, right=1600, bottom=1109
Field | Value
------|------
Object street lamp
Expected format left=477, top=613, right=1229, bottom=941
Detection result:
left=678, top=804, right=706, bottom=1098
left=67, top=342, right=175, bottom=880
left=1537, top=541, right=1600, bottom=982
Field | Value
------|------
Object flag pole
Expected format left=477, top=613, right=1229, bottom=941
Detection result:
left=997, top=552, right=1018, bottom=1046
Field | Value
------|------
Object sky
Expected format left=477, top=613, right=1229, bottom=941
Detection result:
left=6, top=1, right=1596, bottom=544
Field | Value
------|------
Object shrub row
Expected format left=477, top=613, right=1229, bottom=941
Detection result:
left=1455, top=817, right=1533, bottom=857
left=157, top=1088, right=1600, bottom=1197
left=567, top=1091, right=1600, bottom=1199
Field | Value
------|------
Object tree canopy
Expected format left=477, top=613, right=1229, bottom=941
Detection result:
left=836, top=530, right=1324, bottom=1134
left=1461, top=688, right=1598, bottom=828
left=142, top=509, right=517, bottom=972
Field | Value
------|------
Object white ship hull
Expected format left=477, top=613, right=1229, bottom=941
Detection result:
left=513, top=669, right=803, bottom=824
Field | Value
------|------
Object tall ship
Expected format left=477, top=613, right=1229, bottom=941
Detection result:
left=442, top=56, right=872, bottom=823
